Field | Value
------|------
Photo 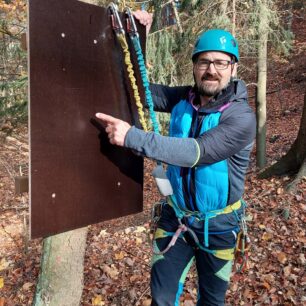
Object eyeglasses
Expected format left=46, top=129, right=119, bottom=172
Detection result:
left=195, top=59, right=234, bottom=71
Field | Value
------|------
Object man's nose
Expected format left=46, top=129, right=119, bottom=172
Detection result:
left=206, top=62, right=217, bottom=73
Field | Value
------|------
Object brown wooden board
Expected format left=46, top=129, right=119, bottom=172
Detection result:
left=29, top=0, right=146, bottom=238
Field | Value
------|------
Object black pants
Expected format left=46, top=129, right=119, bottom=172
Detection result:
left=151, top=204, right=240, bottom=306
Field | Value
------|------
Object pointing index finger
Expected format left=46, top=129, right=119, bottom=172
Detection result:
left=95, top=113, right=118, bottom=125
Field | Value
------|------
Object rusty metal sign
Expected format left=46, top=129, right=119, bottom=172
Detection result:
left=29, top=0, right=146, bottom=238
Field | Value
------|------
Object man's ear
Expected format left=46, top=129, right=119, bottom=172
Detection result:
left=231, top=63, right=238, bottom=77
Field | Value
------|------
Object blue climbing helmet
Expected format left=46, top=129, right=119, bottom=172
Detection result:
left=192, top=29, right=239, bottom=62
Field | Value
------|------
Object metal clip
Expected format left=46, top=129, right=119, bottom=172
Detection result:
left=151, top=202, right=163, bottom=223
left=241, top=217, right=248, bottom=235
left=108, top=2, right=125, bottom=36
left=124, top=7, right=139, bottom=38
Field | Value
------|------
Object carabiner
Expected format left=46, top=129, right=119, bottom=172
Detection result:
left=108, top=2, right=125, bottom=36
left=124, top=7, right=139, bottom=38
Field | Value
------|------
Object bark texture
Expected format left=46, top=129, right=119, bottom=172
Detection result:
left=33, top=227, right=88, bottom=306
left=259, top=90, right=306, bottom=189
left=256, top=0, right=269, bottom=169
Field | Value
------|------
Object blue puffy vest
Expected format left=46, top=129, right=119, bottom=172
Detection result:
left=166, top=100, right=229, bottom=213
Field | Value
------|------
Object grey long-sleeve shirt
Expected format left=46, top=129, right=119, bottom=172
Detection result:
left=124, top=80, right=256, bottom=167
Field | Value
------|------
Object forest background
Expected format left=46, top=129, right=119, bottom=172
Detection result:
left=0, top=0, right=305, bottom=305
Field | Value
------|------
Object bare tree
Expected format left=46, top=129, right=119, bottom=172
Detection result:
left=259, top=89, right=306, bottom=192
left=256, top=0, right=269, bottom=169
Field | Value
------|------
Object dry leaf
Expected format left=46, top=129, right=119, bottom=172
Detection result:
left=276, top=187, right=284, bottom=195
left=125, top=257, right=134, bottom=267
left=22, top=282, right=34, bottom=291
left=263, top=273, right=275, bottom=283
left=277, top=252, right=287, bottom=264
left=142, top=299, right=151, bottom=306
left=99, top=230, right=108, bottom=237
left=92, top=295, right=105, bottom=305
left=135, top=226, right=146, bottom=233
left=135, top=237, right=143, bottom=245
left=0, top=258, right=9, bottom=271
left=0, top=297, right=5, bottom=306
left=262, top=281, right=271, bottom=290
left=283, top=265, right=291, bottom=277
left=102, top=265, right=119, bottom=279
left=243, top=287, right=253, bottom=299
left=298, top=253, right=305, bottom=265
left=0, top=277, right=4, bottom=289
left=259, top=224, right=266, bottom=229
left=114, top=251, right=125, bottom=260
left=262, top=232, right=273, bottom=241
left=129, top=275, right=139, bottom=282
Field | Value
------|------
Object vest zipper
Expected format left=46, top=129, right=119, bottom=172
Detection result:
left=186, top=110, right=201, bottom=212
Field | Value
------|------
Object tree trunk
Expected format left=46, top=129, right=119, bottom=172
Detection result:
left=232, top=0, right=236, bottom=36
left=33, top=227, right=88, bottom=306
left=259, top=90, right=306, bottom=187
left=256, top=0, right=269, bottom=169
left=220, top=0, right=229, bottom=15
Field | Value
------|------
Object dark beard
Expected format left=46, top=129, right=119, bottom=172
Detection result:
left=197, top=82, right=220, bottom=97
left=195, top=71, right=222, bottom=97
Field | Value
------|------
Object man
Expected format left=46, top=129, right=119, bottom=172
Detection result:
left=96, top=18, right=256, bottom=306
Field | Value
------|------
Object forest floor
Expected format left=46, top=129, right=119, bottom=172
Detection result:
left=0, top=8, right=305, bottom=306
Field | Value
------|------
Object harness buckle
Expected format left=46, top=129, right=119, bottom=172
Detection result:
left=108, top=2, right=125, bottom=36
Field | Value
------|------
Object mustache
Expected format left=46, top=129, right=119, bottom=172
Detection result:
left=201, top=73, right=220, bottom=81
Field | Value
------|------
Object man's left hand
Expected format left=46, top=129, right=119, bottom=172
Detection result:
left=95, top=113, right=131, bottom=146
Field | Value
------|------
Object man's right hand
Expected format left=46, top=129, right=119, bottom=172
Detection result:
left=133, top=10, right=153, bottom=35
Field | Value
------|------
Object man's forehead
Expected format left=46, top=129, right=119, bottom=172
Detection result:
left=197, top=51, right=231, bottom=60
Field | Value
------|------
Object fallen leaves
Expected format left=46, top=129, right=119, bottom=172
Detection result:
left=1, top=15, right=306, bottom=304
left=277, top=252, right=288, bottom=264
left=101, top=265, right=119, bottom=279
left=92, top=295, right=105, bottom=305
left=0, top=258, right=10, bottom=271
left=22, top=282, right=34, bottom=291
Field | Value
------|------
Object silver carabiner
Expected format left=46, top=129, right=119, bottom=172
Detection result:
left=124, top=7, right=139, bottom=38
left=108, top=2, right=125, bottom=36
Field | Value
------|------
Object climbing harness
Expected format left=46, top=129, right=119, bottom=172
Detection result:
left=153, top=198, right=245, bottom=260
left=109, top=2, right=148, bottom=131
